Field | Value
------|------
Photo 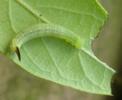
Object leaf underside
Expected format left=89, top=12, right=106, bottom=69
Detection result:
left=0, top=0, right=115, bottom=95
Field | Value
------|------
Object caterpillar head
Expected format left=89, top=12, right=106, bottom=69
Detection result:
left=10, top=39, right=21, bottom=61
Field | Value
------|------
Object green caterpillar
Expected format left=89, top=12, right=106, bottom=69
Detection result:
left=11, top=24, right=82, bottom=60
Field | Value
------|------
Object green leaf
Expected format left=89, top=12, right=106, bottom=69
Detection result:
left=0, top=0, right=115, bottom=95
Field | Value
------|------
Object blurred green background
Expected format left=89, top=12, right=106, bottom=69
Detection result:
left=0, top=0, right=121, bottom=100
